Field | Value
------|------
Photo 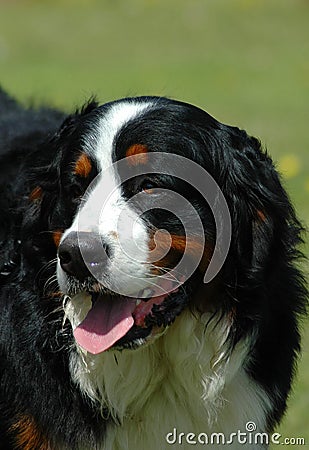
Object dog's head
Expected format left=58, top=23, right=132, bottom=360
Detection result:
left=25, top=96, right=303, bottom=357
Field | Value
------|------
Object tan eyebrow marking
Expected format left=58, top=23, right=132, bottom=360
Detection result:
left=125, top=144, right=149, bottom=166
left=74, top=153, right=92, bottom=178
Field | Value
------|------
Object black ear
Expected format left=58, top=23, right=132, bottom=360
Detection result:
left=28, top=100, right=100, bottom=239
left=216, top=128, right=307, bottom=424
left=41, top=100, right=98, bottom=189
left=212, top=127, right=306, bottom=350
left=54, top=97, right=99, bottom=139
left=215, top=128, right=302, bottom=289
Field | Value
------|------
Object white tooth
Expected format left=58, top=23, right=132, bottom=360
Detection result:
left=142, top=289, right=153, bottom=298
left=136, top=300, right=141, bottom=306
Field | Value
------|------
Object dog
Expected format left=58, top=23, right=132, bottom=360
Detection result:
left=0, top=88, right=307, bottom=449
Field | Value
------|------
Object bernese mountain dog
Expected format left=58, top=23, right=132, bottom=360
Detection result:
left=0, top=88, right=307, bottom=449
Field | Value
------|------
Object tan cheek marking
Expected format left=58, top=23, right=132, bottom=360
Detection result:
left=150, top=232, right=213, bottom=273
left=125, top=144, right=149, bottom=166
left=52, top=230, right=63, bottom=248
left=10, top=415, right=50, bottom=450
left=29, top=186, right=43, bottom=201
left=74, top=153, right=92, bottom=178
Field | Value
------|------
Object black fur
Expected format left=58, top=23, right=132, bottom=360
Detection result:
left=0, top=89, right=307, bottom=448
left=0, top=90, right=104, bottom=449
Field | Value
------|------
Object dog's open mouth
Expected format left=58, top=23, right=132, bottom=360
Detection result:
left=72, top=280, right=185, bottom=354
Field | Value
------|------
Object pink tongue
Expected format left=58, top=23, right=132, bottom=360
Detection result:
left=74, top=297, right=136, bottom=354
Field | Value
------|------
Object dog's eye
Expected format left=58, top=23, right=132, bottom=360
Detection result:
left=140, top=179, right=158, bottom=194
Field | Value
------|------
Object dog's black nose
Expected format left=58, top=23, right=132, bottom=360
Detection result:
left=58, top=231, right=109, bottom=281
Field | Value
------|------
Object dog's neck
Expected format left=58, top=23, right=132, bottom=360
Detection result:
left=69, top=310, right=271, bottom=450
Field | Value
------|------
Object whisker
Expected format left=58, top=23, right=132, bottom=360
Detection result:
left=145, top=262, right=183, bottom=283
left=43, top=274, right=58, bottom=295
left=35, top=257, right=58, bottom=281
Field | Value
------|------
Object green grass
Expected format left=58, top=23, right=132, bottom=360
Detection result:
left=0, top=0, right=308, bottom=446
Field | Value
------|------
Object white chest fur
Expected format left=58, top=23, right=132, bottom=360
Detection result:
left=69, top=311, right=271, bottom=450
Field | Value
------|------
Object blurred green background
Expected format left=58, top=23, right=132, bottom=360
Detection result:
left=0, top=0, right=308, bottom=447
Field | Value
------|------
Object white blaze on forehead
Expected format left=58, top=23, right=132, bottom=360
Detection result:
left=85, top=100, right=152, bottom=171
left=61, top=99, right=155, bottom=294
left=69, top=99, right=152, bottom=233
left=78, top=99, right=152, bottom=229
